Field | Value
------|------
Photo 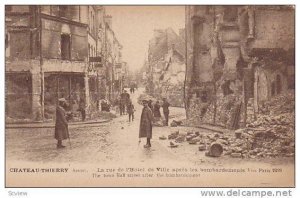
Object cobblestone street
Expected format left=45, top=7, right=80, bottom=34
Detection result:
left=6, top=88, right=294, bottom=168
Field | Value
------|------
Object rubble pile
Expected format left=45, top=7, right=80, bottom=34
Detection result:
left=259, top=91, right=295, bottom=115
left=161, top=92, right=294, bottom=158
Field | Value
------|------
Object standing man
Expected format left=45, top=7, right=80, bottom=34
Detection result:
left=127, top=99, right=135, bottom=122
left=124, top=90, right=130, bottom=111
left=55, top=98, right=69, bottom=149
left=139, top=100, right=154, bottom=148
left=78, top=98, right=86, bottom=121
left=148, top=99, right=154, bottom=113
left=153, top=100, right=161, bottom=119
left=162, top=97, right=170, bottom=126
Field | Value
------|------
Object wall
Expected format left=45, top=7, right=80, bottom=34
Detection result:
left=41, top=18, right=88, bottom=61
left=250, top=8, right=295, bottom=50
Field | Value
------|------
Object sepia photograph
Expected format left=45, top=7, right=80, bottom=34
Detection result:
left=5, top=4, right=295, bottom=188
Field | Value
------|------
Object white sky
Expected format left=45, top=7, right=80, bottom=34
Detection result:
left=105, top=6, right=185, bottom=72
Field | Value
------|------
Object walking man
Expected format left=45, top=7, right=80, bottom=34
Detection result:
left=162, top=97, right=170, bottom=126
left=139, top=100, right=154, bottom=148
left=55, top=98, right=69, bottom=149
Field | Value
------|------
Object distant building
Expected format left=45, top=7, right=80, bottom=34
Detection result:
left=147, top=28, right=186, bottom=107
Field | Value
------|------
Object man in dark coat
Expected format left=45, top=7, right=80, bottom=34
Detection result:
left=148, top=99, right=154, bottom=114
left=153, top=100, right=161, bottom=119
left=162, top=98, right=170, bottom=126
left=139, top=100, right=154, bottom=148
left=55, top=98, right=69, bottom=149
left=127, top=99, right=135, bottom=122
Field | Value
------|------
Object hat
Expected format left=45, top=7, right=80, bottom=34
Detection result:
left=58, top=98, right=66, bottom=102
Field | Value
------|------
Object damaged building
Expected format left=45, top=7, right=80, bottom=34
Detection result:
left=5, top=5, right=125, bottom=122
left=146, top=28, right=186, bottom=107
left=185, top=6, right=295, bottom=129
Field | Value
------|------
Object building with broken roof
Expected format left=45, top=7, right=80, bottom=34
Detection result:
left=185, top=5, right=295, bottom=129
left=146, top=28, right=186, bottom=107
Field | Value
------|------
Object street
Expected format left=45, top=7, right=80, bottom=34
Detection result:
left=6, top=88, right=294, bottom=168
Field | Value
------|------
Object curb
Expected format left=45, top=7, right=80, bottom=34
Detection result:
left=5, top=119, right=112, bottom=129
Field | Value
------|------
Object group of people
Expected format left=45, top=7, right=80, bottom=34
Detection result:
left=139, top=98, right=170, bottom=148
left=118, top=90, right=135, bottom=122
left=54, top=92, right=170, bottom=150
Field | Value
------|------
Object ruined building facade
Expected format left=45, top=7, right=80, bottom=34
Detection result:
left=5, top=5, right=125, bottom=121
left=146, top=28, right=186, bottom=107
left=185, top=6, right=295, bottom=129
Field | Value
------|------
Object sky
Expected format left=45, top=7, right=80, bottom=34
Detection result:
left=105, top=6, right=185, bottom=72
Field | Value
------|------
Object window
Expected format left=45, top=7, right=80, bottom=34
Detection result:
left=61, top=34, right=71, bottom=60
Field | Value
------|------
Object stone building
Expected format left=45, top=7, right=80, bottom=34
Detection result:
left=5, top=5, right=124, bottom=122
left=146, top=28, right=186, bottom=107
left=185, top=6, right=295, bottom=129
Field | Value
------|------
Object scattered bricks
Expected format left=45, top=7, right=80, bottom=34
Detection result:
left=195, top=131, right=200, bottom=136
left=216, top=139, right=228, bottom=145
left=170, top=120, right=178, bottom=127
left=214, top=133, right=220, bottom=138
left=168, top=134, right=177, bottom=140
left=220, top=136, right=229, bottom=141
left=235, top=129, right=243, bottom=139
left=232, top=147, right=243, bottom=153
left=169, top=141, right=179, bottom=148
left=231, top=152, right=242, bottom=158
left=188, top=137, right=200, bottom=144
left=173, top=120, right=183, bottom=126
left=257, top=152, right=264, bottom=157
left=175, top=135, right=185, bottom=143
left=186, top=135, right=193, bottom=141
left=153, top=120, right=164, bottom=127
left=188, top=139, right=198, bottom=144
left=159, top=135, right=167, bottom=140
left=206, top=142, right=223, bottom=157
left=198, top=144, right=206, bottom=151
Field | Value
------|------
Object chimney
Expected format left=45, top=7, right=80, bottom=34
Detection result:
left=104, top=15, right=112, bottom=29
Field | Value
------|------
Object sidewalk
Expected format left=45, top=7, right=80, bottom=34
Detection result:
left=5, top=119, right=112, bottom=129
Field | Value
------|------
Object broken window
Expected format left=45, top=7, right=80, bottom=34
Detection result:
left=61, top=34, right=71, bottom=60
